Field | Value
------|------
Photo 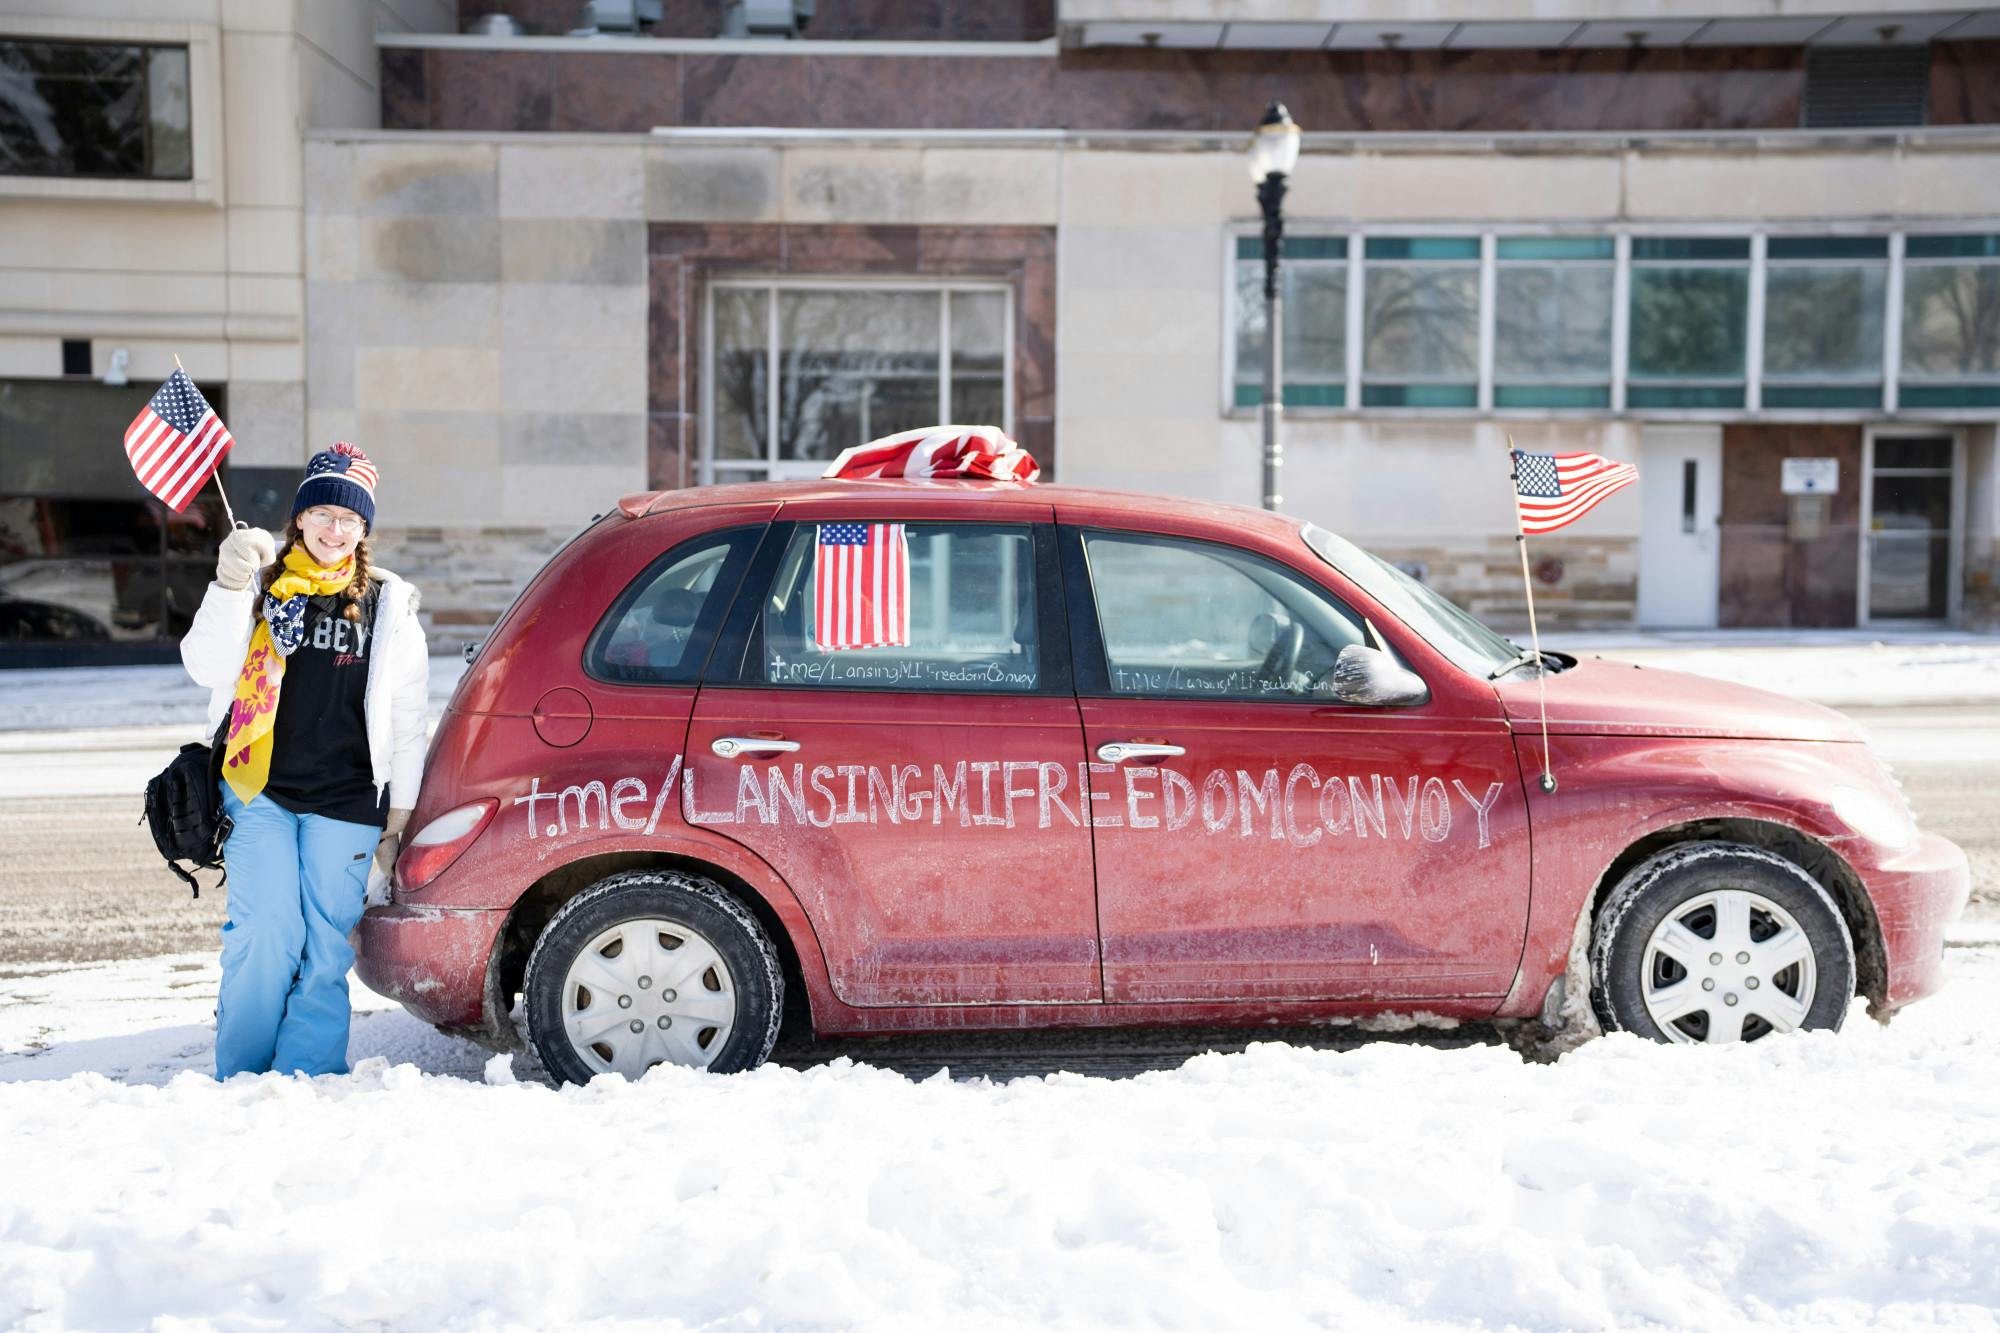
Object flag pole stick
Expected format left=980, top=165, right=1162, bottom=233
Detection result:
left=1507, top=434, right=1557, bottom=794
left=174, top=353, right=242, bottom=529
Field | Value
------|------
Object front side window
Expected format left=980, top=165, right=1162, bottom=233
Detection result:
left=1233, top=234, right=1347, bottom=408
left=1627, top=236, right=1750, bottom=409
left=1361, top=237, right=1480, bottom=408
left=1082, top=531, right=1371, bottom=701
left=1763, top=236, right=1887, bottom=409
left=1900, top=234, right=2000, bottom=408
left=1493, top=236, right=1614, bottom=409
left=748, top=522, right=1042, bottom=693
left=0, top=39, right=190, bottom=180
left=587, top=527, right=761, bottom=684
left=706, top=284, right=1011, bottom=484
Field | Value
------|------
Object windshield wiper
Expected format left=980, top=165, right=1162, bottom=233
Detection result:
left=1487, top=649, right=1558, bottom=680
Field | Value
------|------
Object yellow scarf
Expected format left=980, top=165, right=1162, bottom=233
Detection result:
left=222, top=546, right=355, bottom=804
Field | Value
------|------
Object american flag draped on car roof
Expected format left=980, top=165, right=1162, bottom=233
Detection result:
left=1511, top=450, right=1638, bottom=534
left=822, top=425, right=1039, bottom=483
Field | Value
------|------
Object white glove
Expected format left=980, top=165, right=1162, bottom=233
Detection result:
left=215, top=527, right=275, bottom=591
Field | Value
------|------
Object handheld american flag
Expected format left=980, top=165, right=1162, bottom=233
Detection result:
left=814, top=522, right=911, bottom=650
left=124, top=368, right=235, bottom=513
left=1512, top=450, right=1638, bottom=534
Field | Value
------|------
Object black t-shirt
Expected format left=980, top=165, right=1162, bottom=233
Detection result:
left=264, top=581, right=389, bottom=828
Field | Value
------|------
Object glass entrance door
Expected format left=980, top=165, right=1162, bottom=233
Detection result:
left=1867, top=436, right=1956, bottom=621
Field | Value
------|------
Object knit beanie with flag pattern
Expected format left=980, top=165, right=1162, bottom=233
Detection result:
left=292, top=441, right=379, bottom=532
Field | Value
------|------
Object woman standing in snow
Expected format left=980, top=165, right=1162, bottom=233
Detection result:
left=180, top=443, right=429, bottom=1078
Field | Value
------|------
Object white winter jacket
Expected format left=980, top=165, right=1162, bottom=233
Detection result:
left=180, top=567, right=431, bottom=808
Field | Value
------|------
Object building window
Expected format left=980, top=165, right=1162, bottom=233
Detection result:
left=0, top=39, right=191, bottom=180
left=1762, top=236, right=1888, bottom=409
left=0, top=378, right=228, bottom=656
left=1361, top=237, right=1480, bottom=408
left=1233, top=235, right=1347, bottom=408
left=1899, top=235, right=2000, bottom=409
left=1627, top=237, right=1750, bottom=409
left=1867, top=435, right=1956, bottom=621
left=705, top=282, right=1011, bottom=484
left=1493, top=236, right=1614, bottom=409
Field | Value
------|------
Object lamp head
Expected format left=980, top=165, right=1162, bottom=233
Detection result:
left=1248, top=100, right=1301, bottom=183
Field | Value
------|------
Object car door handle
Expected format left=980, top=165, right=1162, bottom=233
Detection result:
left=1096, top=742, right=1185, bottom=764
left=711, top=737, right=801, bottom=759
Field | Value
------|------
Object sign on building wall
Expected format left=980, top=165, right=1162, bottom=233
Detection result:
left=1780, top=458, right=1840, bottom=494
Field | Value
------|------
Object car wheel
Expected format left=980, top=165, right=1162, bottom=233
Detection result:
left=524, top=869, right=783, bottom=1082
left=1589, top=841, right=1855, bottom=1045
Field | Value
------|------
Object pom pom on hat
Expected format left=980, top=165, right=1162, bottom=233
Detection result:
left=292, top=441, right=379, bottom=531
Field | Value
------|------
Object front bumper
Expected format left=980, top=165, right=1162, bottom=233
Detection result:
left=1865, top=830, right=1971, bottom=1012
left=354, top=903, right=507, bottom=1029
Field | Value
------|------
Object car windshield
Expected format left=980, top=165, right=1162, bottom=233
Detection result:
left=1299, top=523, right=1521, bottom=677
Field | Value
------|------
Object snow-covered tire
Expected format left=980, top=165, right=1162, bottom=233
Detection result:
left=1589, top=841, right=1854, bottom=1045
left=524, top=869, right=783, bottom=1083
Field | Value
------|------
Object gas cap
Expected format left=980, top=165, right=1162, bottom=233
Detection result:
left=532, top=687, right=592, bottom=748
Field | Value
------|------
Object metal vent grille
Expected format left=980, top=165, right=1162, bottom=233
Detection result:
left=1803, top=45, right=1930, bottom=128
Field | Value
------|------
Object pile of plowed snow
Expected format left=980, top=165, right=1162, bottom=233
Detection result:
left=4, top=948, right=1998, bottom=1331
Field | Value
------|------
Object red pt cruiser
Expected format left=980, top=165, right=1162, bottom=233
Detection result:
left=358, top=480, right=1969, bottom=1082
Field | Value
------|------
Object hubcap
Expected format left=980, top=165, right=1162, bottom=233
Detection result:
left=561, top=918, right=737, bottom=1076
left=1640, top=889, right=1817, bottom=1044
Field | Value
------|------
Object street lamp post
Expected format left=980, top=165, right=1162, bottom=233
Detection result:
left=1249, top=101, right=1301, bottom=512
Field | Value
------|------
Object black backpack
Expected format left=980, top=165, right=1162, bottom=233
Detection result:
left=141, top=720, right=231, bottom=897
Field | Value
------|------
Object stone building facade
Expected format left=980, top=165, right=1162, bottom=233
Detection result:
left=6, top=0, right=2000, bottom=660
left=0, top=0, right=454, bottom=664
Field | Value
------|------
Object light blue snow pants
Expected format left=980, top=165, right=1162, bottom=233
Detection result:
left=215, top=786, right=381, bottom=1079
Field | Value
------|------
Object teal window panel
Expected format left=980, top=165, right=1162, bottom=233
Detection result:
left=1626, top=384, right=1747, bottom=409
left=1898, top=383, right=2000, bottom=407
left=1496, top=236, right=1614, bottom=261
left=1360, top=383, right=1478, bottom=408
left=1768, top=236, right=1888, bottom=260
left=1493, top=384, right=1612, bottom=408
left=1631, top=237, right=1750, bottom=262
left=1234, top=382, right=1348, bottom=408
left=1762, top=383, right=1883, bottom=408
left=1905, top=234, right=2000, bottom=260
left=1285, top=382, right=1345, bottom=407
left=1238, top=235, right=1347, bottom=262
left=1364, top=237, right=1479, bottom=261
left=1286, top=236, right=1347, bottom=260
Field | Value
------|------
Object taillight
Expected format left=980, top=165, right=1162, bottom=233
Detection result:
left=397, top=799, right=498, bottom=892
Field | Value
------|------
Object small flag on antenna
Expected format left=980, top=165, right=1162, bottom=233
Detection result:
left=123, top=367, right=235, bottom=513
left=1511, top=450, right=1637, bottom=534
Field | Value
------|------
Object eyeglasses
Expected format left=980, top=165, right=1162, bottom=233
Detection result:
left=301, top=508, right=364, bottom=535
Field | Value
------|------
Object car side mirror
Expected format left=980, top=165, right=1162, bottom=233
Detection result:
left=1326, top=644, right=1428, bottom=707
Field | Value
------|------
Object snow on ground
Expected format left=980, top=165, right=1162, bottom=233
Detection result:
left=4, top=947, right=2000, bottom=1331
left=1543, top=632, right=2000, bottom=709
left=0, top=656, right=467, bottom=733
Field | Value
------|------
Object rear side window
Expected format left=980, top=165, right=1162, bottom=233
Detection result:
left=586, top=526, right=762, bottom=684
left=748, top=521, right=1043, bottom=693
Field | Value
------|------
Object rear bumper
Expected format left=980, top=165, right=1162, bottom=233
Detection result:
left=1865, top=831, right=1971, bottom=1011
left=354, top=904, right=507, bottom=1029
